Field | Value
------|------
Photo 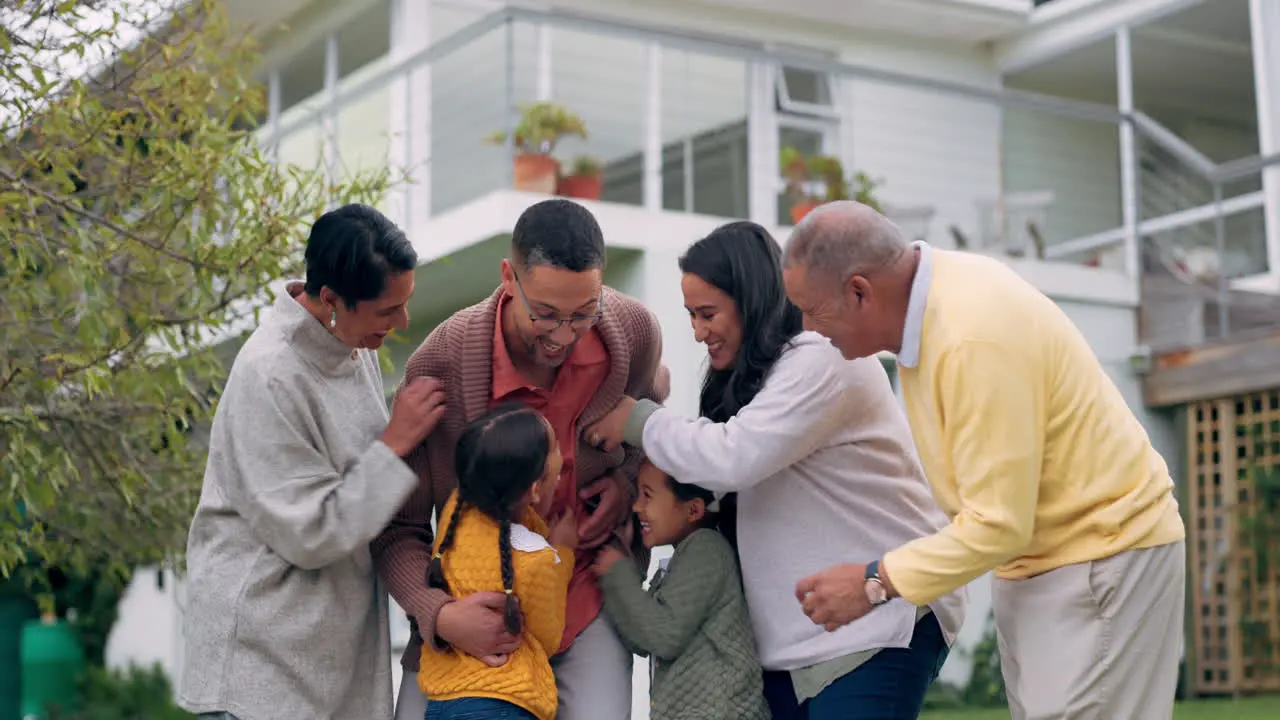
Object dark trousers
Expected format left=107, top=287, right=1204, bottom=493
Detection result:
left=424, top=697, right=535, bottom=720
left=764, top=612, right=949, bottom=720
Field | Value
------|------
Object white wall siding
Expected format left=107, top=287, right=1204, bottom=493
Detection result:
left=1003, top=107, right=1123, bottom=247
left=847, top=79, right=1001, bottom=247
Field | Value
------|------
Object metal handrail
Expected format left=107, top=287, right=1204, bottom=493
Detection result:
left=261, top=3, right=1132, bottom=149
left=1216, top=152, right=1280, bottom=185
left=1130, top=111, right=1216, bottom=178
left=1046, top=140, right=1280, bottom=263
left=260, top=10, right=509, bottom=147
left=501, top=4, right=1124, bottom=123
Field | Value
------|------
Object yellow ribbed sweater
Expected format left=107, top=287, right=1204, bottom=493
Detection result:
left=883, top=249, right=1185, bottom=605
left=418, top=493, right=574, bottom=720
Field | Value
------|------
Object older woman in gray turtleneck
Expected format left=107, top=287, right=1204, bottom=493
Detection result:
left=179, top=204, right=452, bottom=720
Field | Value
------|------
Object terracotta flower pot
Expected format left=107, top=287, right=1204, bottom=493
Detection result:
left=513, top=153, right=558, bottom=194
left=790, top=200, right=820, bottom=225
left=557, top=172, right=603, bottom=200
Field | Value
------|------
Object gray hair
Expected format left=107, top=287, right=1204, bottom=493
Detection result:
left=783, top=201, right=910, bottom=284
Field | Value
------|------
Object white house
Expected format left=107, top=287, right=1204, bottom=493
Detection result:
left=106, top=0, right=1280, bottom=714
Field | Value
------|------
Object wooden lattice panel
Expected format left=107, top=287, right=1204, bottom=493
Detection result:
left=1189, top=392, right=1280, bottom=694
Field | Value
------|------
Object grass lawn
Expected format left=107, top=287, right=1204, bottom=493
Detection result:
left=921, top=694, right=1280, bottom=720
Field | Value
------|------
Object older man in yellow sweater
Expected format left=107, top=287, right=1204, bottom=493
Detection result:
left=781, top=201, right=1186, bottom=720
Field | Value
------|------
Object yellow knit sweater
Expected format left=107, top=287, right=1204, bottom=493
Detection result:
left=418, top=493, right=574, bottom=720
left=884, top=249, right=1185, bottom=605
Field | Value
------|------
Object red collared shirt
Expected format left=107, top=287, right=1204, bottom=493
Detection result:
left=490, top=293, right=610, bottom=652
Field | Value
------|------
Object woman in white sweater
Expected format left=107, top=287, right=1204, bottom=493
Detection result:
left=585, top=221, right=966, bottom=720
left=179, top=204, right=449, bottom=720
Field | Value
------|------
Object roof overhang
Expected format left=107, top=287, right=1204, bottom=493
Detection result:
left=690, top=0, right=1030, bottom=43
left=993, top=0, right=1204, bottom=73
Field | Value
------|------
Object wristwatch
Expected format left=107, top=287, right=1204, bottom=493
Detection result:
left=865, top=560, right=890, bottom=607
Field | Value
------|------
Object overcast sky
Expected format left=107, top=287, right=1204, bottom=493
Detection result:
left=0, top=0, right=164, bottom=128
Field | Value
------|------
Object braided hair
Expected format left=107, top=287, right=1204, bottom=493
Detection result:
left=426, top=403, right=554, bottom=636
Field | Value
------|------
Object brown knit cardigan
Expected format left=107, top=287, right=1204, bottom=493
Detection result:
left=372, top=285, right=670, bottom=671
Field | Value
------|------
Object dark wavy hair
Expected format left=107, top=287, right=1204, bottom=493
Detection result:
left=679, top=221, right=804, bottom=423
left=427, top=403, right=552, bottom=635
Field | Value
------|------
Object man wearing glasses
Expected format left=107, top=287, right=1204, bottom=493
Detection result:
left=376, top=198, right=670, bottom=720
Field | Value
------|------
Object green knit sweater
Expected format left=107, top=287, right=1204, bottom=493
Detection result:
left=599, top=529, right=769, bottom=720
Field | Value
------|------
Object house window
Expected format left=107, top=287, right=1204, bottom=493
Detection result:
left=777, top=120, right=835, bottom=223
left=775, top=65, right=838, bottom=118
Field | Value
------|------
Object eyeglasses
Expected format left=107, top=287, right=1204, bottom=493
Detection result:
left=511, top=269, right=604, bottom=333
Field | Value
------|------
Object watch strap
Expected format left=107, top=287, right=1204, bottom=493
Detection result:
left=865, top=560, right=889, bottom=607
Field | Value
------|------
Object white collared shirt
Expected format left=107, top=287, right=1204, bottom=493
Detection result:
left=896, top=241, right=934, bottom=370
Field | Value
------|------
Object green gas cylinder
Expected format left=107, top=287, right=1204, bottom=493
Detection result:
left=0, top=595, right=39, bottom=720
left=19, top=614, right=84, bottom=720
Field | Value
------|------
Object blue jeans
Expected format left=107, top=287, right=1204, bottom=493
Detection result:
left=763, top=612, right=949, bottom=720
left=424, top=697, right=537, bottom=720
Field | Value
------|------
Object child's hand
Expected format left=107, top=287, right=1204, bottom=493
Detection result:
left=592, top=546, right=628, bottom=576
left=533, top=485, right=556, bottom=520
left=615, top=514, right=636, bottom=550
left=548, top=510, right=579, bottom=550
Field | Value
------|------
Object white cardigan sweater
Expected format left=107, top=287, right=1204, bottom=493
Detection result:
left=633, top=332, right=967, bottom=671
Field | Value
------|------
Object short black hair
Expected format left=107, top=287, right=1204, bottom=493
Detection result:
left=653, top=463, right=720, bottom=533
left=303, top=203, right=417, bottom=308
left=510, top=198, right=606, bottom=272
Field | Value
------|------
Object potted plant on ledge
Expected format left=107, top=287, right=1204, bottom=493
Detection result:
left=780, top=145, right=883, bottom=225
left=486, top=102, right=587, bottom=195
left=557, top=155, right=603, bottom=200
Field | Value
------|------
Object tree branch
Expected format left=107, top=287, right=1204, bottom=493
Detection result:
left=0, top=165, right=220, bottom=270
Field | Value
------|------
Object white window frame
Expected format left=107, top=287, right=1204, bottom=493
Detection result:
left=774, top=64, right=840, bottom=120
left=776, top=112, right=842, bottom=196
left=777, top=114, right=839, bottom=154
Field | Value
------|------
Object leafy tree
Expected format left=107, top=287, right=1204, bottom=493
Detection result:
left=0, top=0, right=391, bottom=579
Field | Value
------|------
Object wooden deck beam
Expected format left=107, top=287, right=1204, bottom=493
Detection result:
left=1145, top=329, right=1280, bottom=406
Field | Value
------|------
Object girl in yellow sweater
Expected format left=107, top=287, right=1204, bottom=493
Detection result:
left=419, top=403, right=578, bottom=720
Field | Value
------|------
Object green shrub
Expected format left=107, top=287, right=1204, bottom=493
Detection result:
left=45, top=664, right=194, bottom=720
left=961, top=614, right=1007, bottom=708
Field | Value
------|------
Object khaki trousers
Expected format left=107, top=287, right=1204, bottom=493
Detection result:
left=993, top=541, right=1185, bottom=720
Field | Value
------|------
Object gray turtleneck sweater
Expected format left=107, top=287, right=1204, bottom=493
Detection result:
left=179, top=284, right=418, bottom=720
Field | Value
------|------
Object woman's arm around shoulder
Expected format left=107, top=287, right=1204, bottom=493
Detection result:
left=635, top=334, right=866, bottom=492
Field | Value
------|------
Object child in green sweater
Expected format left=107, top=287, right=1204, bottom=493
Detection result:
left=592, top=460, right=768, bottom=720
